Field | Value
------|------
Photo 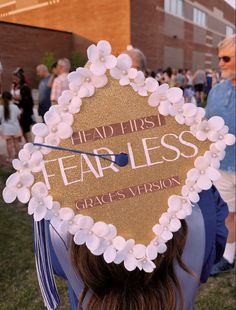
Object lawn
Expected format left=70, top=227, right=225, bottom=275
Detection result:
left=0, top=166, right=235, bottom=310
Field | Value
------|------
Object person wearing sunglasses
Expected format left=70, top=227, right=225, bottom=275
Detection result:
left=206, top=34, right=236, bottom=276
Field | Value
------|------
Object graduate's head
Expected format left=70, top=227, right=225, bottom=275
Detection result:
left=71, top=220, right=192, bottom=310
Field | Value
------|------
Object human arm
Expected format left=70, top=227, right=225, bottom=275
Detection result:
left=205, top=87, right=214, bottom=119
left=11, top=86, right=21, bottom=103
left=198, top=186, right=228, bottom=283
left=19, top=85, right=34, bottom=112
left=192, top=71, right=197, bottom=84
left=212, top=186, right=229, bottom=263
left=50, top=78, right=59, bottom=105
left=47, top=74, right=56, bottom=88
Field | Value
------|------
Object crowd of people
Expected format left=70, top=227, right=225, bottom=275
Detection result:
left=0, top=53, right=224, bottom=162
left=0, top=34, right=235, bottom=310
left=145, top=65, right=220, bottom=106
left=0, top=58, right=71, bottom=160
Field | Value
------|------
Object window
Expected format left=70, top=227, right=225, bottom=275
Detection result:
left=226, top=25, right=234, bottom=37
left=164, top=0, right=183, bottom=17
left=193, top=8, right=206, bottom=27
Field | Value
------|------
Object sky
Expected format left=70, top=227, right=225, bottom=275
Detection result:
left=224, top=0, right=236, bottom=9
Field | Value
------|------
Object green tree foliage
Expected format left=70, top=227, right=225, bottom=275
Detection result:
left=41, top=52, right=56, bottom=72
left=71, top=50, right=87, bottom=70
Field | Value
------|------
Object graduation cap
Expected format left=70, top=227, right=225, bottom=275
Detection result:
left=2, top=40, right=235, bottom=275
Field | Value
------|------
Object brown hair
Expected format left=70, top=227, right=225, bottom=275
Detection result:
left=71, top=220, right=195, bottom=310
left=1, top=91, right=12, bottom=121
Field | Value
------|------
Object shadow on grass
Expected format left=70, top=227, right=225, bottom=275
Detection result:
left=0, top=167, right=235, bottom=309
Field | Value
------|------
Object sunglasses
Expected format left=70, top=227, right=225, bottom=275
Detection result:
left=218, top=56, right=232, bottom=63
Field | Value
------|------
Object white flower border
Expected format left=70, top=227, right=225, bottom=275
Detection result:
left=3, top=40, right=235, bottom=273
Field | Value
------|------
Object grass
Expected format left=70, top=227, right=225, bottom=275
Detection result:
left=0, top=166, right=235, bottom=309
left=0, top=167, right=69, bottom=310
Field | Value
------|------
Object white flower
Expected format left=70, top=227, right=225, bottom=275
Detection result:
left=169, top=98, right=185, bottom=124
left=195, top=119, right=214, bottom=141
left=148, top=84, right=183, bottom=107
left=87, top=40, right=117, bottom=75
left=182, top=103, right=199, bottom=124
left=102, top=226, right=121, bottom=263
left=187, top=156, right=221, bottom=190
left=158, top=100, right=172, bottom=116
left=132, top=244, right=156, bottom=272
left=189, top=108, right=206, bottom=133
left=44, top=201, right=61, bottom=220
left=3, top=172, right=34, bottom=203
left=169, top=102, right=199, bottom=126
left=46, top=105, right=73, bottom=126
left=112, top=237, right=138, bottom=271
left=181, top=179, right=201, bottom=203
left=33, top=136, right=51, bottom=155
left=153, top=212, right=181, bottom=243
left=167, top=195, right=192, bottom=219
left=137, top=257, right=156, bottom=273
left=103, top=245, right=117, bottom=263
left=146, top=240, right=167, bottom=260
left=33, top=107, right=73, bottom=147
left=148, top=83, right=168, bottom=107
left=28, top=182, right=53, bottom=221
left=12, top=143, right=43, bottom=173
left=110, top=54, right=137, bottom=85
left=32, top=122, right=49, bottom=138
left=211, top=126, right=236, bottom=151
left=90, top=222, right=117, bottom=256
left=131, top=72, right=158, bottom=96
left=74, top=216, right=107, bottom=255
left=68, top=67, right=107, bottom=97
left=58, top=89, right=73, bottom=104
left=51, top=207, right=76, bottom=234
left=204, top=144, right=226, bottom=169
left=195, top=116, right=225, bottom=142
left=75, top=222, right=115, bottom=258
left=58, top=90, right=82, bottom=114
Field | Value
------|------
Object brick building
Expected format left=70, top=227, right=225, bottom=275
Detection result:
left=0, top=21, right=75, bottom=89
left=0, top=0, right=235, bottom=88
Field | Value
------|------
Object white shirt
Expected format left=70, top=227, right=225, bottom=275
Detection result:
left=50, top=73, right=69, bottom=102
left=0, top=103, right=22, bottom=136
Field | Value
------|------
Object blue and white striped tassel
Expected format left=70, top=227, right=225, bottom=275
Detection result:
left=34, top=220, right=60, bottom=309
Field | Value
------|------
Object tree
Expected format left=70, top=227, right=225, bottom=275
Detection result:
left=41, top=52, right=56, bottom=72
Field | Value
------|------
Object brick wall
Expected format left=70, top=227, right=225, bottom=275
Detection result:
left=0, top=0, right=131, bottom=55
left=130, top=0, right=224, bottom=71
left=0, top=0, right=234, bottom=74
left=0, top=21, right=73, bottom=90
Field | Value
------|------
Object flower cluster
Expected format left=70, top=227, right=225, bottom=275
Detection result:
left=32, top=106, right=73, bottom=147
left=68, top=68, right=108, bottom=97
left=73, top=217, right=156, bottom=272
left=12, top=143, right=43, bottom=173
left=148, top=84, right=183, bottom=115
